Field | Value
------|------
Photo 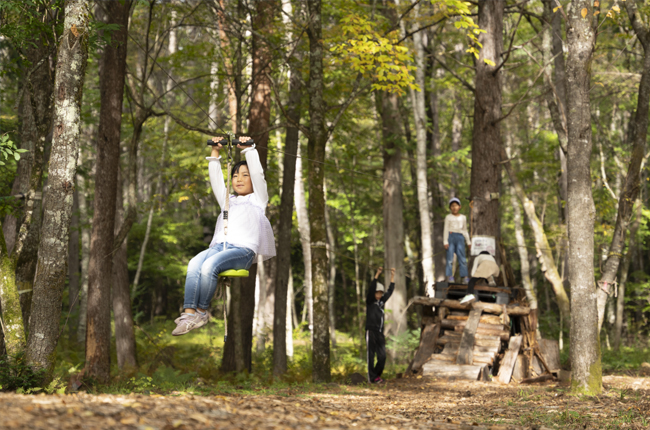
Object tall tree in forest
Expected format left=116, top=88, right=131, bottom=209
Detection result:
left=469, top=0, right=504, bottom=259
left=596, top=1, right=650, bottom=331
left=377, top=0, right=407, bottom=339
left=273, top=0, right=302, bottom=377
left=85, top=0, right=132, bottom=382
left=26, top=0, right=90, bottom=375
left=565, top=0, right=600, bottom=394
left=306, top=0, right=330, bottom=382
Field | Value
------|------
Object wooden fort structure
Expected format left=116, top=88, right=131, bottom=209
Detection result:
left=405, top=280, right=561, bottom=384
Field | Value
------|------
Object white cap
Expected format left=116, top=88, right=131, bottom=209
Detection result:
left=449, top=197, right=461, bottom=207
left=376, top=282, right=385, bottom=292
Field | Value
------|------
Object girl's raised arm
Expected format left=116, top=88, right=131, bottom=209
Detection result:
left=242, top=145, right=268, bottom=206
left=206, top=155, right=227, bottom=209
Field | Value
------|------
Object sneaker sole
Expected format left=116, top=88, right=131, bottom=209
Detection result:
left=171, top=318, right=209, bottom=336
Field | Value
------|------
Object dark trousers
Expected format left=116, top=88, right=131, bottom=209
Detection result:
left=366, top=330, right=386, bottom=382
left=467, top=277, right=487, bottom=295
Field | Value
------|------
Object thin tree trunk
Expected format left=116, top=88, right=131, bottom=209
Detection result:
left=68, top=188, right=80, bottom=342
left=596, top=2, right=650, bottom=332
left=0, top=225, right=25, bottom=357
left=294, top=144, right=312, bottom=334
left=286, top=267, right=294, bottom=358
left=112, top=169, right=137, bottom=369
left=26, top=0, right=90, bottom=375
left=76, top=168, right=91, bottom=344
left=470, top=0, right=504, bottom=261
left=306, top=0, right=330, bottom=382
left=408, top=0, right=435, bottom=296
left=272, top=12, right=302, bottom=373
left=614, top=201, right=641, bottom=350
left=324, top=191, right=337, bottom=348
left=85, top=0, right=131, bottom=383
left=255, top=257, right=267, bottom=352
left=565, top=0, right=600, bottom=395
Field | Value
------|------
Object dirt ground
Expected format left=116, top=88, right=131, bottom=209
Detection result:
left=0, top=375, right=649, bottom=430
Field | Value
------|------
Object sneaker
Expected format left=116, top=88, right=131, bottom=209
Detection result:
left=460, top=294, right=476, bottom=304
left=448, top=276, right=455, bottom=283
left=463, top=277, right=470, bottom=284
left=373, top=377, right=385, bottom=384
left=172, top=312, right=209, bottom=336
left=488, top=276, right=497, bottom=287
left=174, top=311, right=207, bottom=324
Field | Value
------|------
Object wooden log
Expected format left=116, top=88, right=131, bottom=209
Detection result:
left=442, top=341, right=500, bottom=355
left=407, top=323, right=440, bottom=374
left=447, top=314, right=503, bottom=326
left=447, top=284, right=511, bottom=294
left=442, top=318, right=507, bottom=332
left=422, top=358, right=489, bottom=381
left=452, top=325, right=510, bottom=342
left=496, top=335, right=522, bottom=384
left=538, top=339, right=561, bottom=372
left=437, top=332, right=502, bottom=347
left=435, top=352, right=494, bottom=365
left=456, top=309, right=482, bottom=365
left=520, top=374, right=556, bottom=384
left=411, top=296, right=530, bottom=316
left=511, top=354, right=527, bottom=382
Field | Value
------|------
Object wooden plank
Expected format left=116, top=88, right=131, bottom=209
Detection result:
left=421, top=358, right=488, bottom=381
left=456, top=309, right=483, bottom=365
left=452, top=325, right=510, bottom=341
left=496, top=335, right=523, bottom=384
left=539, top=339, right=561, bottom=372
left=447, top=284, right=511, bottom=294
left=442, top=341, right=500, bottom=355
left=511, top=354, right=527, bottom=382
left=447, top=314, right=503, bottom=325
left=437, top=333, right=502, bottom=347
left=408, top=323, right=440, bottom=374
left=410, top=296, right=530, bottom=316
left=442, top=318, right=507, bottom=332
left=435, top=352, right=494, bottom=365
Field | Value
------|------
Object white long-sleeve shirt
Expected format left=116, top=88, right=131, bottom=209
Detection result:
left=443, top=213, right=470, bottom=246
left=206, top=146, right=276, bottom=260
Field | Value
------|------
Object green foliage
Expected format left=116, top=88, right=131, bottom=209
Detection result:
left=0, top=352, right=46, bottom=393
left=0, top=134, right=26, bottom=166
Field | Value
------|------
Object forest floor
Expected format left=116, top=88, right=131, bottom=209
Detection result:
left=1, top=374, right=649, bottom=430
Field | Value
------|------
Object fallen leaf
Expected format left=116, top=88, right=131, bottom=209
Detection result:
left=189, top=413, right=209, bottom=424
left=581, top=8, right=588, bottom=18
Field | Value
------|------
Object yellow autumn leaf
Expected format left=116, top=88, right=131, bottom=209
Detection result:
left=581, top=8, right=588, bottom=18
left=612, top=5, right=620, bottom=12
left=553, top=6, right=562, bottom=12
left=594, top=10, right=600, bottom=16
left=594, top=0, right=599, bottom=6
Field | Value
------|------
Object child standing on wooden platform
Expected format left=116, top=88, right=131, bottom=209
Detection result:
left=366, top=267, right=395, bottom=384
left=443, top=197, right=470, bottom=283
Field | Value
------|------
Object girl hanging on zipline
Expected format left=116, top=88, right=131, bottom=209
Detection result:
left=172, top=137, right=276, bottom=336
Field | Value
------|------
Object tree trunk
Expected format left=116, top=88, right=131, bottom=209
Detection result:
left=565, top=0, right=600, bottom=395
left=470, top=0, right=504, bottom=260
left=26, top=0, right=90, bottom=375
left=294, top=144, right=313, bottom=334
left=76, top=168, right=91, bottom=344
left=306, top=0, right=330, bottom=382
left=376, top=89, right=408, bottom=338
left=67, top=188, right=80, bottom=342
left=85, top=0, right=131, bottom=383
left=408, top=0, right=435, bottom=296
left=272, top=25, right=302, bottom=375
left=614, top=201, right=641, bottom=350
left=596, top=3, right=650, bottom=332
left=0, top=225, right=25, bottom=357
left=255, top=257, right=267, bottom=352
left=324, top=191, right=337, bottom=348
left=286, top=267, right=294, bottom=358
left=112, top=169, right=137, bottom=369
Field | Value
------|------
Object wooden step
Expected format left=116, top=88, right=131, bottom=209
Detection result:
left=435, top=352, right=494, bottom=366
left=442, top=318, right=508, bottom=332
left=439, top=344, right=496, bottom=365
left=447, top=314, right=504, bottom=326
left=452, top=324, right=510, bottom=341
left=422, top=358, right=490, bottom=381
left=437, top=333, right=501, bottom=348
left=442, top=341, right=500, bottom=355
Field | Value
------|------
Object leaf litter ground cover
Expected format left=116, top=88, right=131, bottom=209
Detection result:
left=0, top=374, right=648, bottom=429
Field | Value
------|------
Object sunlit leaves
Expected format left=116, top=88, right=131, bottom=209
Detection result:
left=329, top=15, right=418, bottom=95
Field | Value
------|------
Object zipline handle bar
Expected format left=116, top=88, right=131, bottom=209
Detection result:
left=206, top=135, right=254, bottom=147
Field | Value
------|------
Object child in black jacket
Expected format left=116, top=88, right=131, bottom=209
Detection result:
left=366, top=267, right=395, bottom=384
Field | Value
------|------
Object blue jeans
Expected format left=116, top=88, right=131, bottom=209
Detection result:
left=183, top=243, right=256, bottom=310
left=446, top=233, right=468, bottom=278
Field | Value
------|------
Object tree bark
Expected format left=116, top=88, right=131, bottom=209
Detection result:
left=294, top=144, right=313, bottom=334
left=470, top=0, right=504, bottom=260
left=565, top=0, right=600, bottom=395
left=76, top=168, right=91, bottom=344
left=26, top=0, right=90, bottom=375
left=306, top=0, right=330, bottom=382
left=0, top=225, right=25, bottom=357
left=596, top=2, right=650, bottom=332
left=67, top=188, right=80, bottom=342
left=408, top=0, right=435, bottom=296
left=85, top=0, right=131, bottom=383
left=272, top=22, right=302, bottom=375
left=376, top=88, right=408, bottom=338
left=324, top=190, right=337, bottom=348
